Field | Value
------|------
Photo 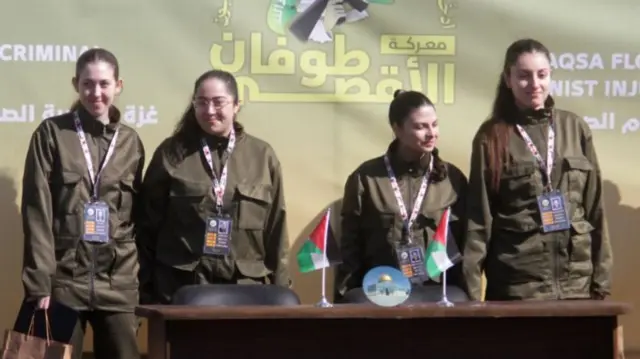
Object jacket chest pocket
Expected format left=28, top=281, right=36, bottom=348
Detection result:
left=54, top=171, right=84, bottom=214
left=362, top=213, right=396, bottom=258
left=235, top=184, right=273, bottom=230
left=500, top=161, right=538, bottom=199
left=168, top=180, right=210, bottom=225
left=563, top=156, right=593, bottom=204
left=117, top=175, right=136, bottom=221
left=52, top=171, right=84, bottom=239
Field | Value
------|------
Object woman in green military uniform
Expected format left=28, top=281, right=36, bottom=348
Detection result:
left=21, top=48, right=143, bottom=359
left=463, top=39, right=612, bottom=302
left=337, top=89, right=468, bottom=301
left=137, top=70, right=291, bottom=304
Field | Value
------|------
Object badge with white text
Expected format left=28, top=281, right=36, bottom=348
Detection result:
left=395, top=244, right=428, bottom=284
left=83, top=201, right=110, bottom=243
left=362, top=266, right=412, bottom=307
left=202, top=216, right=232, bottom=256
left=537, top=190, right=571, bottom=233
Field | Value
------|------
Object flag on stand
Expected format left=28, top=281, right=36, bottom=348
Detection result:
left=425, top=207, right=462, bottom=280
left=296, top=208, right=341, bottom=273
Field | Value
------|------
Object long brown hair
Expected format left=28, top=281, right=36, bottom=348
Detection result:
left=483, top=39, right=551, bottom=191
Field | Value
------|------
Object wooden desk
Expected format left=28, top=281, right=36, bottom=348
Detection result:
left=136, top=301, right=631, bottom=359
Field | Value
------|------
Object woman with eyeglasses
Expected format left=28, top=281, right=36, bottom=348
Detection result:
left=137, top=70, right=291, bottom=304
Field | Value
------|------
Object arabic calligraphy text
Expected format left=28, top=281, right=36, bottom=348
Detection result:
left=585, top=112, right=640, bottom=135
left=0, top=104, right=159, bottom=128
left=209, top=32, right=456, bottom=103
left=380, top=35, right=455, bottom=56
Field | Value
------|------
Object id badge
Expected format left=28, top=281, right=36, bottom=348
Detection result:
left=537, top=190, right=571, bottom=233
left=83, top=201, right=110, bottom=243
left=396, top=244, right=427, bottom=284
left=203, top=215, right=232, bottom=256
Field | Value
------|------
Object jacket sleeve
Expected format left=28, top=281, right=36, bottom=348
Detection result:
left=336, top=170, right=365, bottom=296
left=132, top=135, right=145, bottom=271
left=136, top=143, right=170, bottom=304
left=462, top=131, right=493, bottom=301
left=446, top=164, right=468, bottom=293
left=582, top=128, right=612, bottom=298
left=21, top=122, right=56, bottom=299
left=133, top=138, right=146, bottom=214
left=264, top=155, right=291, bottom=287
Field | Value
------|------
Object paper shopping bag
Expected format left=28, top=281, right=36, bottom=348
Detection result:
left=2, top=311, right=72, bottom=359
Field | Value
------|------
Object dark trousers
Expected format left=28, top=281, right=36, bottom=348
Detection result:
left=70, top=310, right=139, bottom=359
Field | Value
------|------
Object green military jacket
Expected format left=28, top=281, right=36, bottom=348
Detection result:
left=337, top=141, right=468, bottom=297
left=463, top=101, right=612, bottom=301
left=137, top=123, right=290, bottom=303
left=21, top=106, right=145, bottom=312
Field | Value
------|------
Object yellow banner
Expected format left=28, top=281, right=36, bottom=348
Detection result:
left=0, top=0, right=638, bottom=352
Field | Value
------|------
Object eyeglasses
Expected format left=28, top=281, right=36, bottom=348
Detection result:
left=192, top=98, right=231, bottom=110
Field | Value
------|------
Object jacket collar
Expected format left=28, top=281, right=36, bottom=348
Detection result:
left=203, top=121, right=246, bottom=150
left=386, top=139, right=432, bottom=177
left=513, top=96, right=555, bottom=125
left=76, top=105, right=120, bottom=134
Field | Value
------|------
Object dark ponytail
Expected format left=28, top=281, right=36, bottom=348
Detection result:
left=430, top=147, right=448, bottom=183
left=393, top=89, right=405, bottom=98
left=70, top=100, right=81, bottom=112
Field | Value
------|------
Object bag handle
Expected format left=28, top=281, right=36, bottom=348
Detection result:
left=27, top=311, right=52, bottom=345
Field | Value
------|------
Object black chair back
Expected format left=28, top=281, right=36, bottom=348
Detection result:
left=171, top=284, right=301, bottom=306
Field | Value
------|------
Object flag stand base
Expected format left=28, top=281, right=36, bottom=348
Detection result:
left=436, top=294, right=454, bottom=308
left=437, top=296, right=454, bottom=307
left=315, top=296, right=334, bottom=308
